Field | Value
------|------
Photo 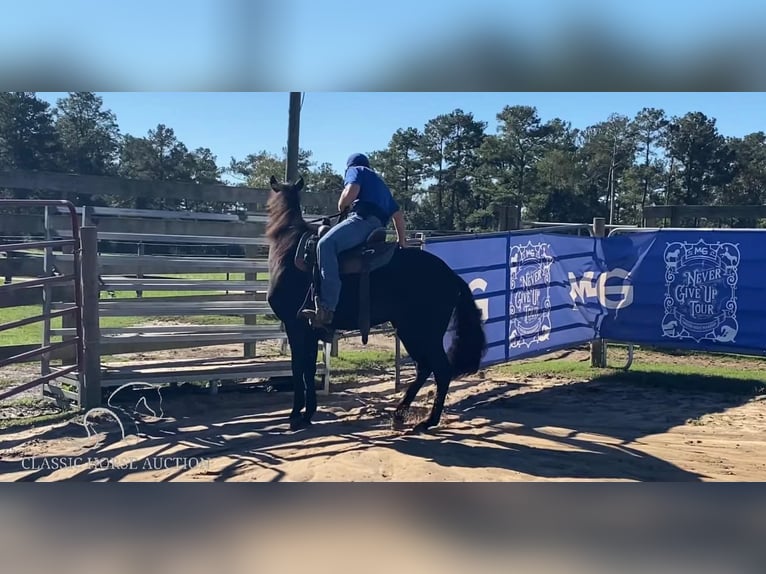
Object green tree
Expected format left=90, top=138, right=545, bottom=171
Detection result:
left=420, top=109, right=485, bottom=229
left=182, top=147, right=221, bottom=185
left=368, top=127, right=424, bottom=213
left=420, top=113, right=453, bottom=228
left=525, top=120, right=586, bottom=222
left=146, top=124, right=189, bottom=183
left=664, top=112, right=734, bottom=206
left=443, top=110, right=486, bottom=229
left=228, top=148, right=314, bottom=188
left=631, top=107, right=669, bottom=217
left=304, top=162, right=343, bottom=215
left=576, top=114, right=637, bottom=224
left=117, top=124, right=222, bottom=210
left=492, top=105, right=551, bottom=208
left=179, top=147, right=225, bottom=212
left=0, top=92, right=61, bottom=175
left=54, top=92, right=120, bottom=176
left=0, top=92, right=62, bottom=200
left=306, top=161, right=344, bottom=197
left=719, top=132, right=766, bottom=225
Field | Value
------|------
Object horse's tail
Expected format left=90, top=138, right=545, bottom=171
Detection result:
left=446, top=276, right=487, bottom=378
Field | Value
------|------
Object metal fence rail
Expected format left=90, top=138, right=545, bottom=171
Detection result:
left=0, top=200, right=85, bottom=403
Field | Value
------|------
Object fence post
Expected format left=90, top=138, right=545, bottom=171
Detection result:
left=590, top=217, right=607, bottom=368
left=507, top=205, right=521, bottom=230
left=136, top=242, right=144, bottom=298
left=41, top=205, right=53, bottom=379
left=330, top=332, right=339, bottom=358
left=80, top=226, right=102, bottom=409
left=496, top=203, right=521, bottom=232
left=243, top=201, right=261, bottom=359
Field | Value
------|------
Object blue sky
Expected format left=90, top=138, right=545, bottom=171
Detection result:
left=7, top=1, right=765, bottom=90
left=36, top=92, right=766, bottom=183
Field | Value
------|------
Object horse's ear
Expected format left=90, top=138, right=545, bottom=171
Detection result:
left=269, top=175, right=280, bottom=192
left=294, top=176, right=304, bottom=192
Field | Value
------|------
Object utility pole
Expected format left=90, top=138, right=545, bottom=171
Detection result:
left=278, top=92, right=304, bottom=357
left=286, top=92, right=302, bottom=182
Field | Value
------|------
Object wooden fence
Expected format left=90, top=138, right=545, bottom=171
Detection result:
left=643, top=204, right=766, bottom=228
left=1, top=170, right=528, bottom=406
left=0, top=200, right=89, bottom=405
left=1, top=171, right=342, bottom=406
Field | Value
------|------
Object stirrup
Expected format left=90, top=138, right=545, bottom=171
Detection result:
left=300, top=303, right=333, bottom=329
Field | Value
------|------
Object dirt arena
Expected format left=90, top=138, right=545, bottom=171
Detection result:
left=2, top=335, right=766, bottom=482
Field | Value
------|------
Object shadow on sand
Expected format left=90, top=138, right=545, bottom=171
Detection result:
left=2, top=368, right=762, bottom=482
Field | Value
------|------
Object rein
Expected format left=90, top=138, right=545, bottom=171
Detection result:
left=305, top=209, right=346, bottom=225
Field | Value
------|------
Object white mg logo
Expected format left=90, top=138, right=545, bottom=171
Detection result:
left=568, top=269, right=634, bottom=310
left=469, top=278, right=489, bottom=322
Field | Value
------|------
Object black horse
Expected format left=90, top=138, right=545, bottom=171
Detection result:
left=265, top=175, right=487, bottom=432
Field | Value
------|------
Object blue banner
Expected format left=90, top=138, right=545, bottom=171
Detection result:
left=424, top=234, right=509, bottom=366
left=424, top=232, right=602, bottom=366
left=598, top=230, right=766, bottom=357
left=423, top=228, right=766, bottom=368
left=506, top=233, right=600, bottom=361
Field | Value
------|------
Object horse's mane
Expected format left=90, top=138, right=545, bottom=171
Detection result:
left=265, top=185, right=310, bottom=286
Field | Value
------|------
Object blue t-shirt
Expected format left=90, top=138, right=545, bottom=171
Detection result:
left=344, top=166, right=400, bottom=224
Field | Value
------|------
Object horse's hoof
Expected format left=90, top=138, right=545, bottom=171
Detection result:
left=413, top=421, right=436, bottom=434
left=289, top=416, right=311, bottom=431
left=391, top=415, right=406, bottom=431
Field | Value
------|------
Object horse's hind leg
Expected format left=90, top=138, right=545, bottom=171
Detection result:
left=414, top=346, right=451, bottom=432
left=392, top=361, right=431, bottom=429
left=391, top=327, right=434, bottom=428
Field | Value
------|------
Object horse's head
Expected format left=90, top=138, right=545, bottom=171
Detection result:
left=266, top=175, right=311, bottom=283
left=268, top=175, right=304, bottom=211
left=266, top=174, right=307, bottom=236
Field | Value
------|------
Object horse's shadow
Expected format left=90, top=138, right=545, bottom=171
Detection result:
left=381, top=367, right=766, bottom=481
left=446, top=369, right=766, bottom=444
left=385, top=425, right=702, bottom=481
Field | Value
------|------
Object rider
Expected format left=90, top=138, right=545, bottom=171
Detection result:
left=301, top=152, right=407, bottom=328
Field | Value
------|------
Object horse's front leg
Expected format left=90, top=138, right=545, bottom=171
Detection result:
left=284, top=321, right=309, bottom=430
left=302, top=328, right=320, bottom=425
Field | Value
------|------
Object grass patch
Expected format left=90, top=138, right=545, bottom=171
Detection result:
left=0, top=376, right=21, bottom=389
left=491, top=357, right=766, bottom=395
left=0, top=406, right=79, bottom=431
left=0, top=306, right=141, bottom=346
left=327, top=346, right=766, bottom=396
left=145, top=272, right=269, bottom=281
left=493, top=356, right=766, bottom=381
left=1, top=272, right=276, bottom=346
left=4, top=396, right=51, bottom=409
left=0, top=396, right=80, bottom=431
left=331, top=350, right=396, bottom=374
left=608, top=342, right=766, bottom=368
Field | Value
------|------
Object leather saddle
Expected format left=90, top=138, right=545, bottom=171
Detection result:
left=294, top=222, right=397, bottom=344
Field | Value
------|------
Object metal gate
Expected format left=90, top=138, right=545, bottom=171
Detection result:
left=0, top=200, right=85, bottom=404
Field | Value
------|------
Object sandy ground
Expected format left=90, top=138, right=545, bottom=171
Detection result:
left=2, top=334, right=766, bottom=482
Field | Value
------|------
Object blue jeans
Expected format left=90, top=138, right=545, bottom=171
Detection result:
left=316, top=213, right=382, bottom=312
